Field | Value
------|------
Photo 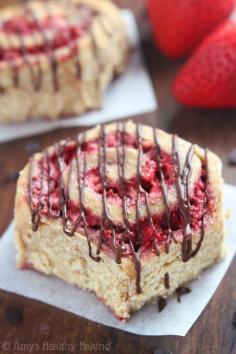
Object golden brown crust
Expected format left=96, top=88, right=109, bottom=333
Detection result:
left=0, top=0, right=128, bottom=123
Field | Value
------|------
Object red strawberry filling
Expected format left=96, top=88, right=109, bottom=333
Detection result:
left=29, top=132, right=213, bottom=259
left=0, top=6, right=95, bottom=62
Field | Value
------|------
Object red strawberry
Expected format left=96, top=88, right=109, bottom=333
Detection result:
left=147, top=0, right=235, bottom=58
left=173, top=21, right=236, bottom=108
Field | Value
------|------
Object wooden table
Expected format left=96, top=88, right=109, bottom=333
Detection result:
left=0, top=1, right=236, bottom=353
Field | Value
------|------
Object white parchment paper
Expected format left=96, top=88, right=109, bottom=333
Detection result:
left=0, top=183, right=235, bottom=336
left=0, top=10, right=157, bottom=143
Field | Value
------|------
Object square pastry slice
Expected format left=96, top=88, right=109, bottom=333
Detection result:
left=15, top=121, right=225, bottom=320
left=0, top=0, right=127, bottom=123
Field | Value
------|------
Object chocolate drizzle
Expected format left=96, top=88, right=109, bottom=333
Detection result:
left=58, top=142, right=71, bottom=233
left=158, top=297, right=167, bottom=312
left=191, top=149, right=209, bottom=257
left=28, top=156, right=42, bottom=231
left=116, top=123, right=141, bottom=293
left=172, top=136, right=195, bottom=262
left=75, top=134, right=100, bottom=261
left=17, top=29, right=42, bottom=91
left=28, top=123, right=210, bottom=295
left=164, top=272, right=170, bottom=289
left=153, top=128, right=173, bottom=252
left=176, top=286, right=191, bottom=303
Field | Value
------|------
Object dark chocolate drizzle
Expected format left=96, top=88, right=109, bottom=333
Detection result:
left=191, top=149, right=209, bottom=257
left=28, top=156, right=42, bottom=231
left=17, top=29, right=42, bottom=91
left=76, top=134, right=100, bottom=261
left=164, top=272, right=170, bottom=289
left=172, top=136, right=195, bottom=262
left=176, top=286, right=191, bottom=303
left=116, top=122, right=142, bottom=293
left=28, top=123, right=210, bottom=295
left=153, top=127, right=174, bottom=252
left=158, top=297, right=167, bottom=313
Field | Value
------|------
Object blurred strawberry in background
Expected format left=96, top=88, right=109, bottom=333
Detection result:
left=173, top=21, right=236, bottom=107
left=147, top=0, right=235, bottom=59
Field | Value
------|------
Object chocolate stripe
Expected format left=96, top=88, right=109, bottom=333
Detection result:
left=172, top=136, right=194, bottom=262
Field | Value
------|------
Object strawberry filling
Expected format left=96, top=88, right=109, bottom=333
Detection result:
left=0, top=6, right=95, bottom=62
left=29, top=133, right=213, bottom=258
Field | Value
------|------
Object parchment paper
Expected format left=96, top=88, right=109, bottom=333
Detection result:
left=0, top=183, right=235, bottom=336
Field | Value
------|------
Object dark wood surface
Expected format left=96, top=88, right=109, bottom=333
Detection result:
left=1, top=1, right=236, bottom=353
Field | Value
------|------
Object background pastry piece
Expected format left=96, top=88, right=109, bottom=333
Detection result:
left=0, top=0, right=128, bottom=123
left=14, top=121, right=225, bottom=320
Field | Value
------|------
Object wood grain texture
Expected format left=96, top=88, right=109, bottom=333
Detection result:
left=0, top=1, right=236, bottom=353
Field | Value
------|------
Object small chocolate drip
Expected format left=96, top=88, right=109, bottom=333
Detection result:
left=158, top=297, right=167, bottom=313
left=55, top=141, right=74, bottom=235
left=191, top=149, right=209, bottom=257
left=164, top=272, right=170, bottom=289
left=172, top=136, right=195, bottom=262
left=153, top=127, right=173, bottom=251
left=176, top=286, right=191, bottom=303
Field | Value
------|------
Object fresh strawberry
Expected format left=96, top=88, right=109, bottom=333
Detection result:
left=173, top=21, right=236, bottom=107
left=147, top=0, right=235, bottom=58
